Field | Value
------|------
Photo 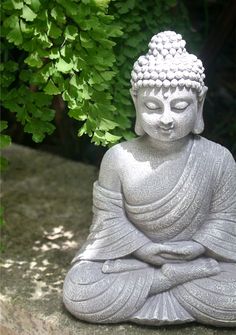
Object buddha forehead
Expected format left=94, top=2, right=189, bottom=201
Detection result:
left=138, top=86, right=196, bottom=102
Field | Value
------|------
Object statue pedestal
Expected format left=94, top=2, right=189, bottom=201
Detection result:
left=0, top=144, right=230, bottom=334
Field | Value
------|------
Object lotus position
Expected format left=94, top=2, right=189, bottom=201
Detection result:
left=63, top=31, right=236, bottom=327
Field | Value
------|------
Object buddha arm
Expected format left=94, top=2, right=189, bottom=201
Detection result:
left=193, top=149, right=236, bottom=262
left=72, top=147, right=152, bottom=263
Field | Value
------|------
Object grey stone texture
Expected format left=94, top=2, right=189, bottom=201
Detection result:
left=1, top=144, right=234, bottom=334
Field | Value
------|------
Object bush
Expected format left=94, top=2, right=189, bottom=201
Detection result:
left=1, top=0, right=199, bottom=150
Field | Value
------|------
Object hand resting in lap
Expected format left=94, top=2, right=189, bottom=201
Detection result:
left=134, top=241, right=205, bottom=266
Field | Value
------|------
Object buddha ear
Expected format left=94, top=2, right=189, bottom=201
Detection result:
left=193, top=86, right=208, bottom=135
left=130, top=88, right=137, bottom=107
left=130, top=89, right=145, bottom=136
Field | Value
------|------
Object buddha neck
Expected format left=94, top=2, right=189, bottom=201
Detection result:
left=143, top=134, right=192, bottom=155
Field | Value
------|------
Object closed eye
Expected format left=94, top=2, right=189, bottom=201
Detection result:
left=172, top=101, right=189, bottom=111
left=144, top=101, right=161, bottom=110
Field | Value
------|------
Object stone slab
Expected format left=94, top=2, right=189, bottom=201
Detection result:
left=1, top=144, right=235, bottom=334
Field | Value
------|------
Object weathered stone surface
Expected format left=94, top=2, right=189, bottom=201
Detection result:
left=0, top=144, right=235, bottom=334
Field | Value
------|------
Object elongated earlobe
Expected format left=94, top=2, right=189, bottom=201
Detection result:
left=192, top=118, right=204, bottom=134
left=135, top=116, right=145, bottom=136
left=193, top=86, right=208, bottom=135
left=130, top=88, right=145, bottom=136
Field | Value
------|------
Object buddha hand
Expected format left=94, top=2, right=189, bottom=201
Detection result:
left=134, top=242, right=183, bottom=266
left=160, top=241, right=206, bottom=261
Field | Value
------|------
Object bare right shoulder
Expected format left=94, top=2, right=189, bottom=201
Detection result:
left=98, top=143, right=125, bottom=192
left=98, top=139, right=139, bottom=192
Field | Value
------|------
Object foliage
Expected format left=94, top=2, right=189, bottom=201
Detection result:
left=1, top=0, right=123, bottom=147
left=0, top=120, right=11, bottom=170
left=0, top=121, right=11, bottom=230
left=1, top=0, right=200, bottom=149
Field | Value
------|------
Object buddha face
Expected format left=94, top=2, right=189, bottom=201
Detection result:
left=134, top=86, right=204, bottom=142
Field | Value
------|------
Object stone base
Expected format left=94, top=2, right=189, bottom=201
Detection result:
left=0, top=144, right=232, bottom=334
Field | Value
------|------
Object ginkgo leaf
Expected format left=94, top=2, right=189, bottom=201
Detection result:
left=64, top=25, right=78, bottom=41
left=44, top=80, right=61, bottom=95
left=21, top=5, right=37, bottom=22
left=55, top=58, right=73, bottom=73
left=99, top=118, right=119, bottom=131
left=6, top=22, right=23, bottom=45
left=24, top=52, right=43, bottom=68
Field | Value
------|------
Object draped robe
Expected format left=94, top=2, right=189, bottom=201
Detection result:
left=63, top=136, right=236, bottom=326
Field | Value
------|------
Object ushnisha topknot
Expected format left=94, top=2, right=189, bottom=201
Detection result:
left=131, top=31, right=205, bottom=95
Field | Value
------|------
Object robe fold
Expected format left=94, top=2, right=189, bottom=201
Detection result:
left=64, top=137, right=236, bottom=326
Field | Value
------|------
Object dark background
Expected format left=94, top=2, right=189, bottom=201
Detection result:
left=4, top=0, right=236, bottom=165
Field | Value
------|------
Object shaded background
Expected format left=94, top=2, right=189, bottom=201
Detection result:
left=4, top=0, right=236, bottom=165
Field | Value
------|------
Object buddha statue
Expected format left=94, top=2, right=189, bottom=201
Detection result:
left=63, top=31, right=236, bottom=327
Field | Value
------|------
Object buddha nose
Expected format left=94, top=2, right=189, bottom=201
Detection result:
left=159, top=111, right=174, bottom=129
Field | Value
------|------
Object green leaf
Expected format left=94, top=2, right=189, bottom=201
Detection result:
left=104, top=132, right=121, bottom=143
left=99, top=118, right=119, bottom=131
left=24, top=52, right=43, bottom=68
left=106, top=25, right=123, bottom=38
left=4, top=15, right=18, bottom=28
left=0, top=135, right=11, bottom=149
left=78, top=124, right=87, bottom=137
left=100, top=71, right=116, bottom=81
left=24, top=119, right=55, bottom=142
left=37, top=33, right=53, bottom=48
left=115, top=0, right=135, bottom=14
left=92, top=130, right=105, bottom=145
left=62, top=90, right=74, bottom=102
left=80, top=85, right=91, bottom=100
left=48, top=22, right=62, bottom=39
left=51, top=6, right=66, bottom=23
left=6, top=21, right=23, bottom=46
left=31, top=0, right=41, bottom=12
left=33, top=92, right=53, bottom=107
left=57, top=0, right=78, bottom=16
left=64, top=25, right=78, bottom=41
left=80, top=32, right=95, bottom=49
left=99, top=38, right=116, bottom=48
left=19, top=19, right=33, bottom=34
left=44, top=80, right=61, bottom=95
left=3, top=0, right=23, bottom=10
left=0, top=121, right=8, bottom=132
left=68, top=108, right=87, bottom=121
left=91, top=0, right=110, bottom=9
left=35, top=63, right=55, bottom=83
left=55, top=58, right=73, bottom=73
left=48, top=48, right=60, bottom=60
left=21, top=5, right=37, bottom=22
left=33, top=107, right=55, bottom=121
left=69, top=75, right=82, bottom=89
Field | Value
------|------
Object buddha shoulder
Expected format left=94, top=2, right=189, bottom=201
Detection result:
left=100, top=139, right=140, bottom=169
left=99, top=139, right=139, bottom=190
left=199, top=136, right=235, bottom=166
left=98, top=139, right=138, bottom=191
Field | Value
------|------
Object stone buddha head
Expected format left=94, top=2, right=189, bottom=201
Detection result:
left=130, top=31, right=208, bottom=142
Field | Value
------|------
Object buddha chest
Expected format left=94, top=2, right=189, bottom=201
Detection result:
left=120, top=152, right=189, bottom=205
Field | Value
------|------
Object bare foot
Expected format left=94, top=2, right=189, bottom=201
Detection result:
left=161, top=258, right=221, bottom=284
